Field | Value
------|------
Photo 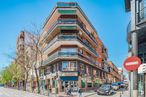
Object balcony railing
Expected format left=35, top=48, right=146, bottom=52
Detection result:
left=43, top=51, right=98, bottom=66
left=127, top=21, right=131, bottom=33
left=137, top=7, right=146, bottom=23
left=43, top=35, right=98, bottom=56
left=42, top=19, right=98, bottom=46
left=57, top=2, right=78, bottom=8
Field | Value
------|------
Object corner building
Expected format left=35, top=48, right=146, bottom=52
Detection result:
left=125, top=0, right=146, bottom=97
left=39, top=2, right=109, bottom=93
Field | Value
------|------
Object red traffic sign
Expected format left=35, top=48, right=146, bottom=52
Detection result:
left=124, top=56, right=141, bottom=71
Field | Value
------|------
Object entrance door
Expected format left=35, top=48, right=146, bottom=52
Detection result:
left=62, top=81, right=77, bottom=92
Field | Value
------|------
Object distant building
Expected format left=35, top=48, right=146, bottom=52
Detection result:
left=16, top=31, right=36, bottom=92
left=108, top=61, right=121, bottom=83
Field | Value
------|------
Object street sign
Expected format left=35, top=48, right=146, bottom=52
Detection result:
left=124, top=56, right=141, bottom=71
left=138, top=64, right=146, bottom=74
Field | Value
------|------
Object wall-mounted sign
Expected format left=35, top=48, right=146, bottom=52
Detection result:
left=61, top=72, right=78, bottom=76
left=138, top=64, right=146, bottom=74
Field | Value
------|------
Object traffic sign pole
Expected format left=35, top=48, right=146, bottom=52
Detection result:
left=123, top=56, right=141, bottom=97
left=130, top=71, right=133, bottom=97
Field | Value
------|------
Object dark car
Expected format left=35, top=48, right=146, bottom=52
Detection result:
left=0, top=84, right=4, bottom=87
left=97, top=84, right=113, bottom=96
left=112, top=83, right=120, bottom=90
left=117, top=82, right=125, bottom=88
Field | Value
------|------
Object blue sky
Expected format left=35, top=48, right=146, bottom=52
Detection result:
left=0, top=0, right=130, bottom=71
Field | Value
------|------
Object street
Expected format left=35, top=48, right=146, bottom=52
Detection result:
left=88, top=88, right=129, bottom=97
left=0, top=87, right=129, bottom=97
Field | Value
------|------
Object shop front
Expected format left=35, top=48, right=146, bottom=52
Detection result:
left=59, top=72, right=78, bottom=92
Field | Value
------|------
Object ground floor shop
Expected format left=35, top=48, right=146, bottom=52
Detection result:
left=39, top=60, right=110, bottom=94
left=39, top=73, right=106, bottom=94
left=138, top=74, right=144, bottom=97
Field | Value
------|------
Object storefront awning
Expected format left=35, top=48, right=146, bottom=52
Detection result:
left=60, top=76, right=78, bottom=81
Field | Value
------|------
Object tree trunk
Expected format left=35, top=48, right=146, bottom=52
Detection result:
left=23, top=72, right=28, bottom=91
left=17, top=80, right=19, bottom=90
left=34, top=66, right=40, bottom=93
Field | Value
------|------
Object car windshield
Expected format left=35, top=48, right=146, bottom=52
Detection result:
left=112, top=83, right=118, bottom=86
left=100, top=85, right=110, bottom=90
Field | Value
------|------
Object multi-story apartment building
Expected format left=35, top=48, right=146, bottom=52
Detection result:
left=39, top=2, right=110, bottom=93
left=108, top=61, right=121, bottom=83
left=125, top=0, right=146, bottom=97
left=16, top=31, right=37, bottom=92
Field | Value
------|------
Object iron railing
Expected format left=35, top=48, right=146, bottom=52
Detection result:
left=42, top=19, right=98, bottom=46
left=43, top=51, right=98, bottom=66
left=43, top=35, right=98, bottom=56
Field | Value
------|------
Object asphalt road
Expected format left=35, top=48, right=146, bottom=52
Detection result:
left=90, top=88, right=129, bottom=97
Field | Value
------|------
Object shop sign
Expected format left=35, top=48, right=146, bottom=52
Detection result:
left=61, top=72, right=78, bottom=76
left=138, top=64, right=146, bottom=74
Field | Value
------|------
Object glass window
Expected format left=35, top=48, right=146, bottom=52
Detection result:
left=62, top=61, right=69, bottom=71
left=52, top=65, right=56, bottom=73
left=62, top=61, right=77, bottom=71
left=61, top=48, right=77, bottom=53
left=44, top=66, right=51, bottom=75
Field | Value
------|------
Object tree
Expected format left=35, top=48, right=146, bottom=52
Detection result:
left=15, top=44, right=35, bottom=91
left=1, top=63, right=24, bottom=88
left=1, top=67, right=12, bottom=85
left=24, top=25, right=43, bottom=93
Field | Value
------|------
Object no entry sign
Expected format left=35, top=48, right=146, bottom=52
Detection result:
left=124, top=56, right=141, bottom=71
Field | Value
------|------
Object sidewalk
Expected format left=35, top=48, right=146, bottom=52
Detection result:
left=116, top=90, right=130, bottom=97
left=49, top=91, right=96, bottom=97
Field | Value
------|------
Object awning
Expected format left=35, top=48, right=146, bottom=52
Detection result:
left=60, top=76, right=78, bottom=81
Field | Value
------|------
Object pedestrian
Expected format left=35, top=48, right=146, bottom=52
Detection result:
left=78, top=88, right=82, bottom=97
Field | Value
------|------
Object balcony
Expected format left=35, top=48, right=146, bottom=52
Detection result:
left=42, top=19, right=98, bottom=46
left=137, top=7, right=146, bottom=25
left=127, top=21, right=131, bottom=33
left=43, top=35, right=98, bottom=56
left=58, top=10, right=76, bottom=14
left=127, top=21, right=132, bottom=43
left=43, top=51, right=98, bottom=67
left=57, top=2, right=78, bottom=8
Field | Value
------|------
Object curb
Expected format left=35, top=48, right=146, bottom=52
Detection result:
left=84, top=93, right=96, bottom=97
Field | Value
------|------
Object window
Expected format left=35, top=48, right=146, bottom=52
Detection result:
left=137, top=0, right=146, bottom=22
left=52, top=65, right=56, bottom=73
left=79, top=63, right=86, bottom=74
left=44, top=66, right=51, bottom=75
left=61, top=48, right=77, bottom=53
left=96, top=70, right=99, bottom=77
left=62, top=61, right=77, bottom=71
left=79, top=49, right=83, bottom=54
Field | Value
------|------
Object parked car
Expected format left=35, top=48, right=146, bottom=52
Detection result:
left=0, top=84, right=4, bottom=87
left=117, top=82, right=125, bottom=88
left=97, top=83, right=113, bottom=96
left=112, top=83, right=119, bottom=90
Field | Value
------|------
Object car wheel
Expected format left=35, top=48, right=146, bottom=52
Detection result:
left=108, top=91, right=111, bottom=95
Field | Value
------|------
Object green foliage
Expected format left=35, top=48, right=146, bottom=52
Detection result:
left=0, top=63, right=24, bottom=84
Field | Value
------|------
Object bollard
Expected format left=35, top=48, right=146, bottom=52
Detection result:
left=120, top=92, right=123, bottom=97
